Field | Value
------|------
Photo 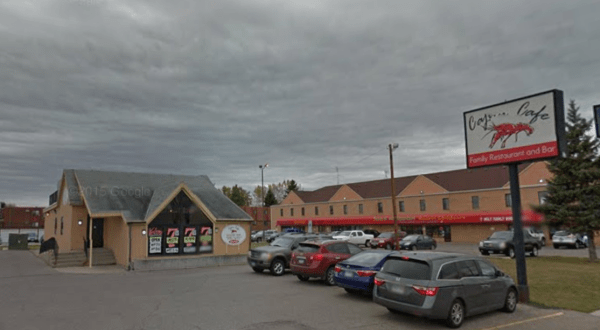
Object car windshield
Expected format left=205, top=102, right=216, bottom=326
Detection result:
left=402, top=235, right=419, bottom=241
left=378, top=233, right=393, bottom=238
left=270, top=237, right=294, bottom=247
left=345, top=252, right=388, bottom=267
left=338, top=231, right=351, bottom=236
left=489, top=231, right=513, bottom=239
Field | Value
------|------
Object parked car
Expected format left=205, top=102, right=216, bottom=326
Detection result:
left=290, top=239, right=363, bottom=285
left=373, top=252, right=518, bottom=328
left=398, top=234, right=437, bottom=250
left=552, top=231, right=587, bottom=249
left=283, top=228, right=304, bottom=233
left=251, top=230, right=277, bottom=242
left=523, top=227, right=547, bottom=246
left=370, top=231, right=407, bottom=249
left=363, top=229, right=381, bottom=238
left=27, top=232, right=38, bottom=243
left=479, top=230, right=542, bottom=258
left=247, top=234, right=324, bottom=276
left=265, top=231, right=280, bottom=243
left=334, top=250, right=394, bottom=294
left=332, top=230, right=374, bottom=246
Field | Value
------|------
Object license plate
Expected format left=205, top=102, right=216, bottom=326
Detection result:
left=250, top=261, right=256, bottom=267
left=344, top=271, right=353, bottom=277
left=391, top=285, right=405, bottom=294
left=298, top=258, right=305, bottom=265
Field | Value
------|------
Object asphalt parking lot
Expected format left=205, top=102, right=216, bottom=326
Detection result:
left=1, top=250, right=599, bottom=330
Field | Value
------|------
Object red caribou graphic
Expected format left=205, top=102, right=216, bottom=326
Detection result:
left=483, top=122, right=534, bottom=149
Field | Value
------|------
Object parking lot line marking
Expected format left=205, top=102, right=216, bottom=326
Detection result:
left=480, top=312, right=564, bottom=330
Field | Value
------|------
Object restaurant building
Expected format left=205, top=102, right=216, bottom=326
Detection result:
left=272, top=162, right=553, bottom=243
left=43, top=169, right=252, bottom=270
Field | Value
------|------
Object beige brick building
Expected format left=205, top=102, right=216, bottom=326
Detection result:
left=271, top=162, right=559, bottom=244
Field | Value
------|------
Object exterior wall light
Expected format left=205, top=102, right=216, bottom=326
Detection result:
left=142, top=229, right=147, bottom=236
left=78, top=220, right=83, bottom=226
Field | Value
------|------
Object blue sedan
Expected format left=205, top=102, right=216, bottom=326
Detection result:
left=334, top=250, right=394, bottom=294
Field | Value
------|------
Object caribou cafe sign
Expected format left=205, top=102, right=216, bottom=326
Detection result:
left=463, top=90, right=565, bottom=168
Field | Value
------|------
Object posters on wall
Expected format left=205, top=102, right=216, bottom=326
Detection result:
left=183, top=227, right=197, bottom=253
left=221, top=225, right=246, bottom=246
left=148, top=227, right=163, bottom=254
left=166, top=227, right=180, bottom=254
left=199, top=226, right=213, bottom=252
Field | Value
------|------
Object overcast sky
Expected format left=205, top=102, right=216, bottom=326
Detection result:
left=1, top=0, right=599, bottom=206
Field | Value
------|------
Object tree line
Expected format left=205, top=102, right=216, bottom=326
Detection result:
left=221, top=179, right=300, bottom=207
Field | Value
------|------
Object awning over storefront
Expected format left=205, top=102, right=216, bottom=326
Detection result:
left=276, top=210, right=543, bottom=227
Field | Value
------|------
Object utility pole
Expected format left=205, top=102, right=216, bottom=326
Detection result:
left=389, top=143, right=399, bottom=250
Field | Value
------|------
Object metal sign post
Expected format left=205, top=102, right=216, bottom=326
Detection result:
left=594, top=104, right=600, bottom=138
left=508, top=163, right=528, bottom=302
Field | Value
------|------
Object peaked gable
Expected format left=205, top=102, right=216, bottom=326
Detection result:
left=329, top=185, right=362, bottom=202
left=400, top=175, right=448, bottom=196
left=281, top=191, right=305, bottom=205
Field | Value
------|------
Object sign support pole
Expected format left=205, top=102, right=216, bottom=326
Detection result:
left=508, top=163, right=528, bottom=302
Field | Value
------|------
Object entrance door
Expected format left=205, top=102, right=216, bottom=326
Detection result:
left=88, top=218, right=104, bottom=248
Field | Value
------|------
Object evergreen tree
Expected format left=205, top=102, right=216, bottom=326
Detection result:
left=285, top=180, right=300, bottom=197
left=264, top=188, right=278, bottom=207
left=222, top=185, right=250, bottom=207
left=534, top=100, right=600, bottom=262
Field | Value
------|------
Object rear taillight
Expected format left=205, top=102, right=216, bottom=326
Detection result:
left=310, top=254, right=324, bottom=261
left=412, top=285, right=439, bottom=296
left=401, top=256, right=410, bottom=260
left=291, top=253, right=296, bottom=259
left=334, top=265, right=342, bottom=273
left=356, top=270, right=377, bottom=277
left=374, top=278, right=385, bottom=286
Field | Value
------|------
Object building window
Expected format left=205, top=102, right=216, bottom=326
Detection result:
left=280, top=209, right=283, bottom=216
left=253, top=210, right=257, bottom=215
left=54, top=218, right=57, bottom=234
left=505, top=194, right=512, bottom=207
left=263, top=221, right=268, bottom=226
left=329, top=205, right=334, bottom=215
left=538, top=191, right=549, bottom=205
left=377, top=202, right=383, bottom=213
left=301, top=207, right=305, bottom=216
left=264, top=210, right=267, bottom=215
left=315, top=207, right=319, bottom=215
left=358, top=204, right=364, bottom=214
left=343, top=205, right=348, bottom=215
left=442, top=198, right=450, bottom=210
left=420, top=199, right=426, bottom=211
left=472, top=196, right=479, bottom=210
left=60, top=217, right=64, bottom=235
left=399, top=201, right=405, bottom=212
left=290, top=208, right=294, bottom=216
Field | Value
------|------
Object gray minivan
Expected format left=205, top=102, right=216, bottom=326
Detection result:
left=373, top=252, right=517, bottom=328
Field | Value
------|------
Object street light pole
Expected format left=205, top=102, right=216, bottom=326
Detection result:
left=389, top=143, right=399, bottom=250
left=259, top=163, right=268, bottom=243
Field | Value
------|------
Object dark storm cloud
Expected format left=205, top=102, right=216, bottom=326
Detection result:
left=1, top=0, right=600, bottom=206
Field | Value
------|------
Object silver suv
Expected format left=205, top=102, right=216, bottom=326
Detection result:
left=524, top=227, right=546, bottom=246
left=373, top=252, right=517, bottom=328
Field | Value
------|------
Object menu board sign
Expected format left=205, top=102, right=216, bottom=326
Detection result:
left=148, top=227, right=162, bottom=254
left=183, top=227, right=197, bottom=253
left=166, top=227, right=180, bottom=254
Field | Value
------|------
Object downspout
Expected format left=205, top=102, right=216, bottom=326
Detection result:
left=89, top=217, right=93, bottom=268
left=128, top=223, right=133, bottom=270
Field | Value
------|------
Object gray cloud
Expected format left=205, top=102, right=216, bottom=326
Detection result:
left=1, top=0, right=600, bottom=206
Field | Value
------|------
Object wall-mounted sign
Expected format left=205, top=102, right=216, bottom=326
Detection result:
left=199, top=226, right=213, bottom=252
left=463, top=90, right=565, bottom=168
left=183, top=227, right=197, bottom=253
left=221, top=225, right=246, bottom=246
left=165, top=227, right=180, bottom=254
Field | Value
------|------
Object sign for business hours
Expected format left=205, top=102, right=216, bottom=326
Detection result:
left=464, top=90, right=565, bottom=168
left=221, top=225, right=246, bottom=246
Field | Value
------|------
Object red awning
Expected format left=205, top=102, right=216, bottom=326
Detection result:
left=276, top=210, right=543, bottom=227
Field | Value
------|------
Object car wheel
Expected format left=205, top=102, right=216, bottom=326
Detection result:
left=430, top=244, right=436, bottom=250
left=297, top=275, right=309, bottom=282
left=507, top=247, right=515, bottom=259
left=411, top=245, right=417, bottom=251
left=270, top=259, right=285, bottom=276
left=553, top=244, right=559, bottom=249
left=446, top=299, right=464, bottom=328
left=575, top=241, right=582, bottom=249
left=541, top=238, right=546, bottom=246
left=502, top=288, right=518, bottom=313
left=481, top=250, right=489, bottom=256
left=385, top=244, right=392, bottom=250
left=325, top=266, right=336, bottom=286
left=530, top=246, right=539, bottom=257
left=252, top=267, right=263, bottom=273
left=364, top=240, right=370, bottom=247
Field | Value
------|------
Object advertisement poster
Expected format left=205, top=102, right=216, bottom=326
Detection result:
left=199, top=226, right=213, bottom=252
left=148, top=227, right=163, bottom=254
left=221, top=225, right=246, bottom=246
left=166, top=227, right=180, bottom=254
left=183, top=227, right=197, bottom=253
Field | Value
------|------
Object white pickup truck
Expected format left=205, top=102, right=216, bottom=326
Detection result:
left=332, top=230, right=374, bottom=246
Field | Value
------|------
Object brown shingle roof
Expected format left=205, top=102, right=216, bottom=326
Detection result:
left=292, top=163, right=536, bottom=203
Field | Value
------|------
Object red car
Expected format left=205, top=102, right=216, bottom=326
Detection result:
left=369, top=231, right=407, bottom=249
left=290, top=240, right=363, bottom=285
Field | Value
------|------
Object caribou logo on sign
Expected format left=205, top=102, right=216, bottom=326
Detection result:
left=221, top=225, right=246, bottom=246
left=463, top=90, right=565, bottom=168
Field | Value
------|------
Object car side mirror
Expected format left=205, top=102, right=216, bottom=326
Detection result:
left=495, top=270, right=503, bottom=277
